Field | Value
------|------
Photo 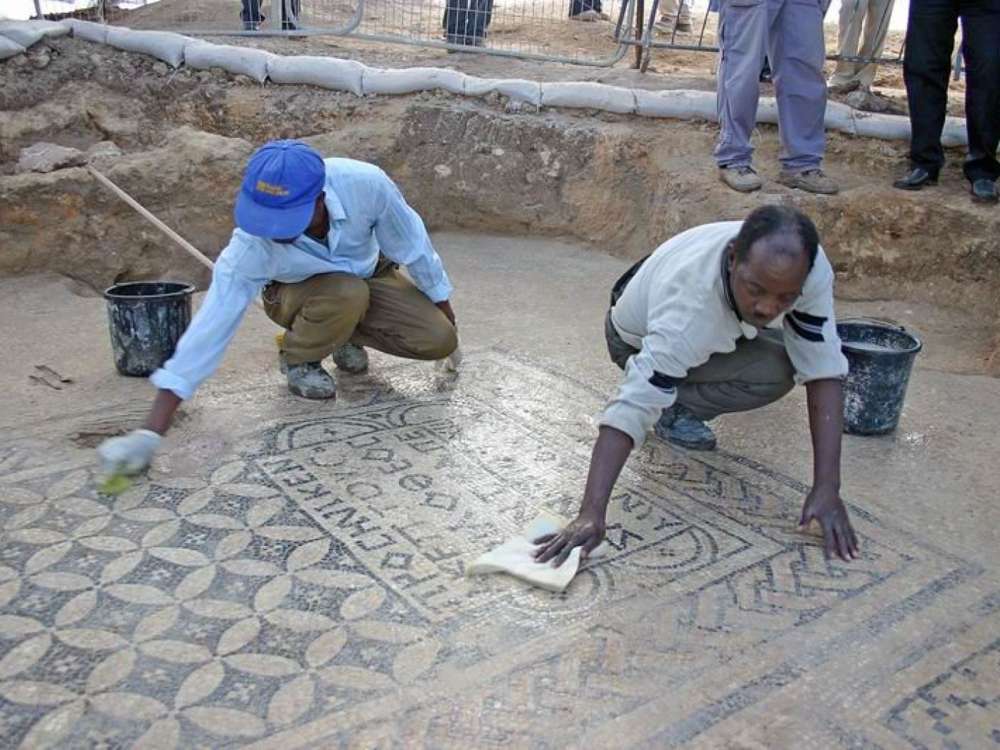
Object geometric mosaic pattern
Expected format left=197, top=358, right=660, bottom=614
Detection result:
left=0, top=351, right=988, bottom=748
left=886, top=638, right=1000, bottom=750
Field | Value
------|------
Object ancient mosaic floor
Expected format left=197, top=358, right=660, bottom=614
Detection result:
left=0, top=351, right=995, bottom=748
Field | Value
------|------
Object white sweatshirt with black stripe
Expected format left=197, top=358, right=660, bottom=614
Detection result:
left=602, top=221, right=849, bottom=448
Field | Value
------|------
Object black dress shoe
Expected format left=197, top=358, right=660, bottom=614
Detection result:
left=971, top=178, right=999, bottom=204
left=893, top=167, right=938, bottom=191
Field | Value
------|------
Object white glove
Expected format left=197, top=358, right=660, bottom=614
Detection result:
left=97, top=429, right=161, bottom=476
left=436, top=336, right=463, bottom=373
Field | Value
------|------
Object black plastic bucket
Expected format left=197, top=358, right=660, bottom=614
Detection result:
left=837, top=318, right=923, bottom=435
left=104, top=281, right=194, bottom=377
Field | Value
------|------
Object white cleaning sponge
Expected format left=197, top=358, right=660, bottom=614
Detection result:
left=466, top=514, right=607, bottom=593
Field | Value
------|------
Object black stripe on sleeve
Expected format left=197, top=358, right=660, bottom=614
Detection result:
left=786, top=314, right=824, bottom=342
left=649, top=372, right=679, bottom=392
left=790, top=310, right=827, bottom=328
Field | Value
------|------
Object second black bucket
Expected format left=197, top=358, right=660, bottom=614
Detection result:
left=104, top=281, right=195, bottom=377
left=837, top=318, right=923, bottom=435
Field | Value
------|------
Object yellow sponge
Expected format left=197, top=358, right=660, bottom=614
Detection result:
left=98, top=474, right=133, bottom=496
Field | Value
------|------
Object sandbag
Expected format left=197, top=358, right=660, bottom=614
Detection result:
left=756, top=97, right=779, bottom=126
left=185, top=42, right=274, bottom=83
left=266, top=55, right=365, bottom=96
left=463, top=77, right=541, bottom=106
left=941, top=115, right=968, bottom=148
left=361, top=66, right=466, bottom=96
left=0, top=36, right=25, bottom=60
left=105, top=27, right=193, bottom=68
left=849, top=110, right=910, bottom=142
left=0, top=22, right=44, bottom=49
left=824, top=101, right=856, bottom=135
left=540, top=81, right=636, bottom=114
left=24, top=20, right=71, bottom=38
left=61, top=19, right=110, bottom=44
left=633, top=89, right=716, bottom=121
left=0, top=20, right=67, bottom=48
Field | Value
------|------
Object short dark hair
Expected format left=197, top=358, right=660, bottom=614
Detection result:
left=731, top=205, right=820, bottom=269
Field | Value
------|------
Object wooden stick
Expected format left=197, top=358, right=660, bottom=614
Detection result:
left=86, top=164, right=216, bottom=272
left=86, top=164, right=267, bottom=312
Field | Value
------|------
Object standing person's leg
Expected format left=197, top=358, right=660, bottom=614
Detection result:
left=714, top=0, right=768, bottom=191
left=657, top=0, right=682, bottom=29
left=281, top=0, right=299, bottom=29
left=351, top=262, right=458, bottom=361
left=854, top=0, right=895, bottom=89
left=770, top=0, right=834, bottom=192
left=483, top=0, right=495, bottom=33
left=902, top=0, right=958, bottom=179
left=958, top=0, right=1000, bottom=197
left=469, top=0, right=491, bottom=40
left=241, top=0, right=263, bottom=29
left=569, top=0, right=603, bottom=17
left=442, top=0, right=464, bottom=44
left=677, top=0, right=694, bottom=28
left=829, top=0, right=867, bottom=90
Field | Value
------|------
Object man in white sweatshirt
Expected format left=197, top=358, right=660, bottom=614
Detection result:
left=535, top=206, right=860, bottom=563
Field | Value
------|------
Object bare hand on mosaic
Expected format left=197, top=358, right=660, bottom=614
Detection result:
left=532, top=514, right=606, bottom=567
left=799, top=485, right=859, bottom=562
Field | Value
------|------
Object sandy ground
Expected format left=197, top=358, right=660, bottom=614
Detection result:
left=0, top=234, right=998, bottom=748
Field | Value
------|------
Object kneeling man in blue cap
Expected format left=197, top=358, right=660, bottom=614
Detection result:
left=98, top=140, right=458, bottom=476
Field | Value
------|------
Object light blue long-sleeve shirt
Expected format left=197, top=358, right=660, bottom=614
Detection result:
left=150, top=158, right=453, bottom=401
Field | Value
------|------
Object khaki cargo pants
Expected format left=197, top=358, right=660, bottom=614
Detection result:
left=263, top=258, right=457, bottom=366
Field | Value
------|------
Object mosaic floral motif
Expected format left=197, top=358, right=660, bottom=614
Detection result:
left=0, top=353, right=984, bottom=747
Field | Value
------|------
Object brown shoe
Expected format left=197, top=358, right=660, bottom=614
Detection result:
left=719, top=165, right=763, bottom=193
left=778, top=168, right=839, bottom=195
left=827, top=79, right=861, bottom=96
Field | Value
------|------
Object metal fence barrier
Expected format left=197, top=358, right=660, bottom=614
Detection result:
left=30, top=0, right=915, bottom=72
left=33, top=0, right=634, bottom=66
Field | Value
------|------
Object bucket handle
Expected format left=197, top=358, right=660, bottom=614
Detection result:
left=838, top=316, right=908, bottom=334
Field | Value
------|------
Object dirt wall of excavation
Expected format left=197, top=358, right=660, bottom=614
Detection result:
left=2, top=36, right=998, bottom=371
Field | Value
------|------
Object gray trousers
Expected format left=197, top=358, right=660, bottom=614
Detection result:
left=605, top=311, right=795, bottom=421
left=714, top=0, right=827, bottom=171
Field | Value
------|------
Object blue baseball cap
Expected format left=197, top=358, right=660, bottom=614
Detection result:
left=234, top=140, right=326, bottom=239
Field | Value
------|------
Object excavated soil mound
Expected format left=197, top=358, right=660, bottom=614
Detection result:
left=2, top=35, right=998, bottom=370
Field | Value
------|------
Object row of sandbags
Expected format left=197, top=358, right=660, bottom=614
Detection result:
left=2, top=18, right=969, bottom=148
left=0, top=19, right=69, bottom=58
